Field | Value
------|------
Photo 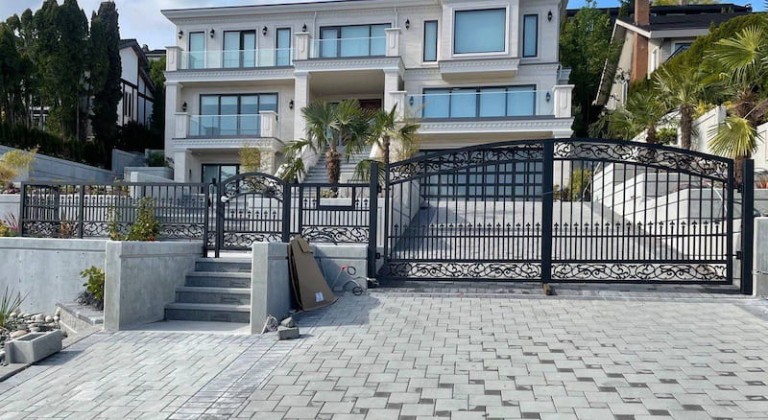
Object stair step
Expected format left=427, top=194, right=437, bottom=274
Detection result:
left=175, top=287, right=251, bottom=305
left=186, top=272, right=251, bottom=288
left=165, top=303, right=250, bottom=323
left=195, top=258, right=251, bottom=273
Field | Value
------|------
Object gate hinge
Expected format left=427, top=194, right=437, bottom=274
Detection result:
left=736, top=251, right=743, bottom=260
left=375, top=252, right=382, bottom=259
left=377, top=185, right=383, bottom=194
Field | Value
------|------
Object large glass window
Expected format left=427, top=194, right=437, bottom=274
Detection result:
left=276, top=28, right=292, bottom=66
left=195, top=93, right=278, bottom=137
left=453, top=9, right=506, bottom=54
left=202, top=164, right=240, bottom=184
left=421, top=86, right=536, bottom=119
left=423, top=20, right=438, bottom=62
left=188, top=32, right=206, bottom=69
left=523, top=14, right=538, bottom=58
left=319, top=24, right=390, bottom=58
left=223, top=31, right=256, bottom=68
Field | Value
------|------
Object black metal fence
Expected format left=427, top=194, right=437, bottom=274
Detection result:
left=20, top=183, right=209, bottom=240
left=380, top=139, right=751, bottom=290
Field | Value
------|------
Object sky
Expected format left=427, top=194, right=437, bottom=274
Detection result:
left=0, top=0, right=763, bottom=51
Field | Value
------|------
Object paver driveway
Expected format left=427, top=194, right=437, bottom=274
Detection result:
left=2, top=290, right=768, bottom=419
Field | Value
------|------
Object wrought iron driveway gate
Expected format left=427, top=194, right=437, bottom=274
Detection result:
left=380, top=139, right=752, bottom=290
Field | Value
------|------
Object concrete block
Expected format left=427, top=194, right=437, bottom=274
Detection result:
left=278, top=326, right=300, bottom=340
left=5, top=330, right=63, bottom=364
left=251, top=242, right=292, bottom=334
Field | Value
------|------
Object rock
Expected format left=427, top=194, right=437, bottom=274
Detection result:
left=278, top=326, right=300, bottom=340
left=8, top=313, right=16, bottom=320
left=30, top=327, right=41, bottom=333
left=53, top=316, right=59, bottom=322
left=10, top=331, right=27, bottom=340
left=280, top=317, right=296, bottom=328
left=54, top=308, right=61, bottom=317
left=45, top=316, right=53, bottom=323
left=32, top=314, right=44, bottom=323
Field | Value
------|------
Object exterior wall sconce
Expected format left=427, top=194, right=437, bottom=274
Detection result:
left=182, top=102, right=188, bottom=112
left=546, top=92, right=552, bottom=102
left=262, top=26, right=268, bottom=36
left=178, top=30, right=184, bottom=39
left=289, top=100, right=294, bottom=110
left=405, top=19, right=410, bottom=30
left=210, top=29, right=215, bottom=38
left=548, top=11, right=553, bottom=22
left=302, top=24, right=307, bottom=32
left=408, top=96, right=414, bottom=106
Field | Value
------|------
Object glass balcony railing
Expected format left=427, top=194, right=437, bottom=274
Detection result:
left=406, top=90, right=554, bottom=119
left=179, top=48, right=293, bottom=70
left=188, top=115, right=262, bottom=138
left=311, top=36, right=387, bottom=59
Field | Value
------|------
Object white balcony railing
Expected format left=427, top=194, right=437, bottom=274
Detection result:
left=189, top=114, right=261, bottom=137
left=179, top=48, right=293, bottom=70
left=310, top=36, right=387, bottom=59
left=406, top=90, right=554, bottom=120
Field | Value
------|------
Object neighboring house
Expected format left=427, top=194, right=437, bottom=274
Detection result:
left=144, top=47, right=167, bottom=63
left=118, top=39, right=156, bottom=127
left=595, top=1, right=751, bottom=110
left=162, top=0, right=574, bottom=183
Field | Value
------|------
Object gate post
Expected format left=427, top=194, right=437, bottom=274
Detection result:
left=541, top=141, right=555, bottom=284
left=19, top=183, right=26, bottom=237
left=215, top=181, right=223, bottom=258
left=368, top=162, right=379, bottom=279
left=741, top=159, right=755, bottom=295
left=282, top=182, right=292, bottom=243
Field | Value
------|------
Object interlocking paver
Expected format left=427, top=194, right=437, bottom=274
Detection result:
left=2, top=291, right=768, bottom=420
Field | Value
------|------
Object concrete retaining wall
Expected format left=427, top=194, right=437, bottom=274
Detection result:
left=0, top=194, right=19, bottom=224
left=104, top=241, right=199, bottom=331
left=0, top=238, right=107, bottom=313
left=125, top=167, right=173, bottom=181
left=251, top=242, right=292, bottom=334
left=0, top=145, right=114, bottom=183
left=112, top=150, right=145, bottom=178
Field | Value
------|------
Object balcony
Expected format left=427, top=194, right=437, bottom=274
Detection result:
left=173, top=112, right=281, bottom=150
left=406, top=89, right=553, bottom=120
left=178, top=48, right=293, bottom=70
left=310, top=36, right=387, bottom=59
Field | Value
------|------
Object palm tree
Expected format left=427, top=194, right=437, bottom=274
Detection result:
left=654, top=65, right=709, bottom=150
left=607, top=90, right=669, bottom=144
left=370, top=105, right=420, bottom=166
left=706, top=26, right=768, bottom=182
left=300, top=99, right=373, bottom=185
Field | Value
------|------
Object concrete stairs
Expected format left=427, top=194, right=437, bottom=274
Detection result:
left=164, top=258, right=251, bottom=324
left=302, top=147, right=372, bottom=184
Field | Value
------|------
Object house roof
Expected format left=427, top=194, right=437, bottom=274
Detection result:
left=593, top=3, right=752, bottom=107
left=119, top=39, right=155, bottom=93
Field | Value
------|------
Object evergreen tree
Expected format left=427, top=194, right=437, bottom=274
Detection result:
left=149, top=57, right=166, bottom=143
left=0, top=23, right=24, bottom=126
left=89, top=1, right=121, bottom=164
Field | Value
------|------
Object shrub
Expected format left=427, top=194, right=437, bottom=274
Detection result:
left=0, top=215, right=19, bottom=237
left=0, top=148, right=37, bottom=190
left=124, top=197, right=160, bottom=241
left=656, top=127, right=678, bottom=146
left=78, top=266, right=105, bottom=310
left=146, top=151, right=166, bottom=167
left=570, top=169, right=593, bottom=202
left=239, top=144, right=262, bottom=173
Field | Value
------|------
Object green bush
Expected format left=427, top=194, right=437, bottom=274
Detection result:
left=0, top=122, right=104, bottom=167
left=656, top=127, right=678, bottom=146
left=125, top=197, right=160, bottom=241
left=570, top=169, right=593, bottom=202
left=146, top=152, right=165, bottom=167
left=79, top=266, right=105, bottom=310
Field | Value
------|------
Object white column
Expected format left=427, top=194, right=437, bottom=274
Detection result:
left=383, top=70, right=401, bottom=112
left=553, top=85, right=575, bottom=118
left=295, top=32, right=311, bottom=60
left=173, top=150, right=191, bottom=182
left=389, top=91, right=407, bottom=120
left=164, top=82, right=181, bottom=156
left=259, top=111, right=278, bottom=138
left=175, top=112, right=189, bottom=139
left=293, top=71, right=311, bottom=140
left=385, top=28, right=401, bottom=57
left=166, top=46, right=181, bottom=71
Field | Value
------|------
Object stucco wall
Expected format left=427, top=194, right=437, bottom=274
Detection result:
left=0, top=238, right=107, bottom=314
left=0, top=194, right=19, bottom=225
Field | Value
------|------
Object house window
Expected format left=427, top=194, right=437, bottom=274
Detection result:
left=421, top=86, right=536, bottom=119
left=223, top=31, right=256, bottom=68
left=453, top=8, right=506, bottom=54
left=319, top=24, right=390, bottom=58
left=522, top=14, right=538, bottom=58
left=671, top=42, right=692, bottom=58
left=423, top=20, right=438, bottom=62
left=202, top=164, right=240, bottom=184
left=195, top=93, right=278, bottom=137
left=276, top=28, right=292, bottom=66
left=188, top=32, right=206, bottom=69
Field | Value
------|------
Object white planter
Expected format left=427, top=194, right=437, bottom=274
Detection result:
left=5, top=330, right=63, bottom=364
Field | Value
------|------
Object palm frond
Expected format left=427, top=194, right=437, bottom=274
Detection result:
left=708, top=115, right=759, bottom=159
